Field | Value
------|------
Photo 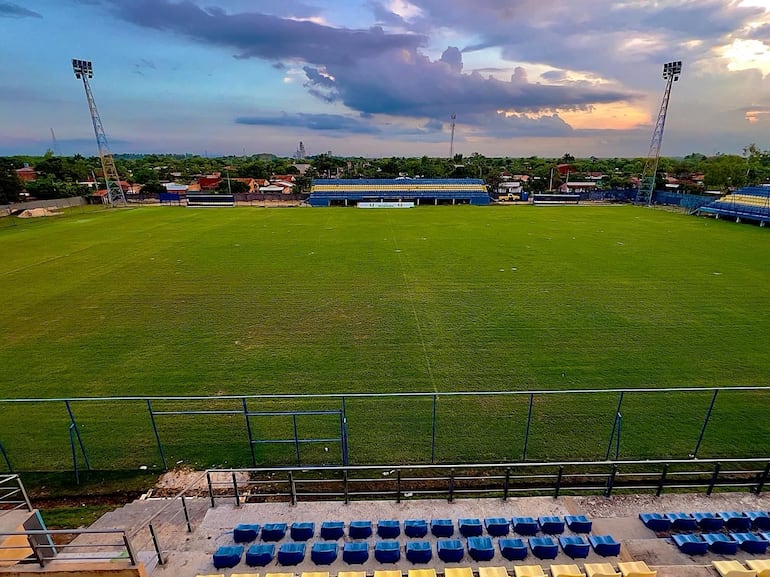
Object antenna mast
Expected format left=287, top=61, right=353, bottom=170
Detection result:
left=449, top=113, right=456, bottom=159
left=50, top=128, right=59, bottom=156
left=639, top=61, right=682, bottom=206
left=72, top=58, right=126, bottom=205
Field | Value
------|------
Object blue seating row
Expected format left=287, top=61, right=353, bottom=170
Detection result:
left=673, top=532, right=770, bottom=556
left=640, top=511, right=770, bottom=533
left=213, top=534, right=620, bottom=569
left=232, top=516, right=593, bottom=543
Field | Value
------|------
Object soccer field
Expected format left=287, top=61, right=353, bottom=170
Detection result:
left=1, top=205, right=769, bottom=469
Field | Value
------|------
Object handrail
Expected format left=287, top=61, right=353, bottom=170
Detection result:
left=0, top=528, right=137, bottom=567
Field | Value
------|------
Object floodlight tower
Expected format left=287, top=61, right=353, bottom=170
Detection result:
left=638, top=60, right=682, bottom=206
left=72, top=59, right=126, bottom=205
left=449, top=113, right=456, bottom=159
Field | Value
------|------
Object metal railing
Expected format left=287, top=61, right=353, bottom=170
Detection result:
left=0, top=474, right=33, bottom=514
left=204, top=457, right=770, bottom=505
left=0, top=528, right=137, bottom=567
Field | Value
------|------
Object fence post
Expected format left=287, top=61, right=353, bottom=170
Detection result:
left=431, top=395, right=437, bottom=464
left=605, top=464, right=618, bottom=497
left=343, top=470, right=349, bottom=505
left=181, top=494, right=192, bottom=533
left=69, top=425, right=80, bottom=485
left=122, top=532, right=138, bottom=566
left=554, top=466, right=564, bottom=499
left=292, top=415, right=301, bottom=467
left=148, top=524, right=165, bottom=566
left=146, top=400, right=168, bottom=471
left=657, top=464, right=668, bottom=497
left=289, top=472, right=296, bottom=506
left=232, top=472, right=240, bottom=507
left=0, top=441, right=12, bottom=472
left=242, top=398, right=256, bottom=468
left=341, top=397, right=349, bottom=466
left=605, top=393, right=624, bottom=460
left=207, top=472, right=215, bottom=508
left=396, top=470, right=401, bottom=503
left=65, top=401, right=91, bottom=470
left=693, top=390, right=719, bottom=458
left=503, top=468, right=510, bottom=501
left=707, top=463, right=721, bottom=496
left=755, top=463, right=770, bottom=495
left=448, top=468, right=455, bottom=503
left=522, top=393, right=534, bottom=460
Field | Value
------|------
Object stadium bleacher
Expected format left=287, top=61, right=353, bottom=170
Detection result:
left=697, top=186, right=770, bottom=225
left=308, top=179, right=490, bottom=206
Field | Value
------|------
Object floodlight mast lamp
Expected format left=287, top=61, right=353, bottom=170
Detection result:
left=72, top=59, right=126, bottom=206
left=639, top=60, right=682, bottom=206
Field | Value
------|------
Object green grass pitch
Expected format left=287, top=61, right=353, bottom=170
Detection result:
left=1, top=205, right=769, bottom=470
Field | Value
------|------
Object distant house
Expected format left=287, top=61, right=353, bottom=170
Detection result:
left=556, top=163, right=572, bottom=177
left=271, top=180, right=295, bottom=194
left=272, top=174, right=297, bottom=183
left=231, top=178, right=258, bottom=193
left=15, top=166, right=37, bottom=182
left=198, top=173, right=221, bottom=191
left=164, top=183, right=188, bottom=193
left=559, top=181, right=597, bottom=193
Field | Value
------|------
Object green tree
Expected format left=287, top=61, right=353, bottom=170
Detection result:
left=0, top=159, right=23, bottom=203
left=140, top=182, right=166, bottom=195
left=217, top=179, right=249, bottom=194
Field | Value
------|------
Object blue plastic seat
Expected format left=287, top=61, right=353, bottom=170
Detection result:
left=277, top=542, right=306, bottom=565
left=666, top=512, right=697, bottom=532
left=530, top=536, right=558, bottom=560
left=213, top=544, right=244, bottom=569
left=378, top=520, right=401, bottom=539
left=719, top=511, right=751, bottom=532
left=233, top=523, right=260, bottom=543
left=512, top=516, right=538, bottom=536
left=311, top=542, right=338, bottom=565
left=349, top=520, right=372, bottom=539
left=261, top=522, right=288, bottom=541
left=405, top=519, right=428, bottom=538
left=559, top=536, right=590, bottom=559
left=746, top=511, right=770, bottom=530
left=431, top=519, right=454, bottom=537
left=459, top=518, right=483, bottom=537
left=589, top=535, right=621, bottom=557
left=537, top=516, right=564, bottom=535
left=485, top=517, right=511, bottom=537
left=374, top=540, right=401, bottom=563
left=342, top=542, right=368, bottom=564
left=732, top=533, right=769, bottom=554
left=320, top=520, right=344, bottom=540
left=467, top=536, right=494, bottom=561
left=702, top=533, right=738, bottom=555
left=499, top=538, right=527, bottom=561
left=405, top=541, right=432, bottom=564
left=564, top=515, right=592, bottom=533
left=693, top=512, right=724, bottom=532
left=437, top=539, right=464, bottom=562
left=291, top=522, right=315, bottom=541
left=672, top=534, right=708, bottom=555
left=639, top=513, right=671, bottom=532
left=245, top=543, right=275, bottom=566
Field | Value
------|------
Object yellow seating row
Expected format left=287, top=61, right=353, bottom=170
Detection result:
left=714, top=558, right=770, bottom=577
left=196, top=562, right=657, bottom=577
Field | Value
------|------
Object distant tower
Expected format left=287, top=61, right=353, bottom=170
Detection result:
left=639, top=61, right=682, bottom=206
left=449, top=113, right=457, bottom=159
left=296, top=141, right=306, bottom=161
left=72, top=59, right=126, bottom=205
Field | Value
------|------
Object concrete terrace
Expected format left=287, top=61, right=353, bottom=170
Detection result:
left=81, top=491, right=770, bottom=577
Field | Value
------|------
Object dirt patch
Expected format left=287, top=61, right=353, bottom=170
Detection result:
left=17, top=207, right=59, bottom=218
left=151, top=468, right=250, bottom=497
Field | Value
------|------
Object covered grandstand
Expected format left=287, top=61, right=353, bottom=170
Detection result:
left=308, top=178, right=489, bottom=206
left=697, top=186, right=770, bottom=226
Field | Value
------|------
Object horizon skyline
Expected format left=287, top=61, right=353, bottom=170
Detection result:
left=2, top=1, right=770, bottom=159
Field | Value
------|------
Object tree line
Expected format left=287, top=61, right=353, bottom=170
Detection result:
left=2, top=146, right=770, bottom=204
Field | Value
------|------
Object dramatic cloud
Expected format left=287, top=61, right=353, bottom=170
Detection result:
left=236, top=113, right=382, bottom=134
left=0, top=2, right=41, bottom=18
left=108, top=0, right=425, bottom=66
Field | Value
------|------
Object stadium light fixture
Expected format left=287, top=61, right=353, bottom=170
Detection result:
left=72, top=59, right=93, bottom=79
left=663, top=61, right=682, bottom=81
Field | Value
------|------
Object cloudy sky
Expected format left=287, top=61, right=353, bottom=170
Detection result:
left=2, top=0, right=770, bottom=157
